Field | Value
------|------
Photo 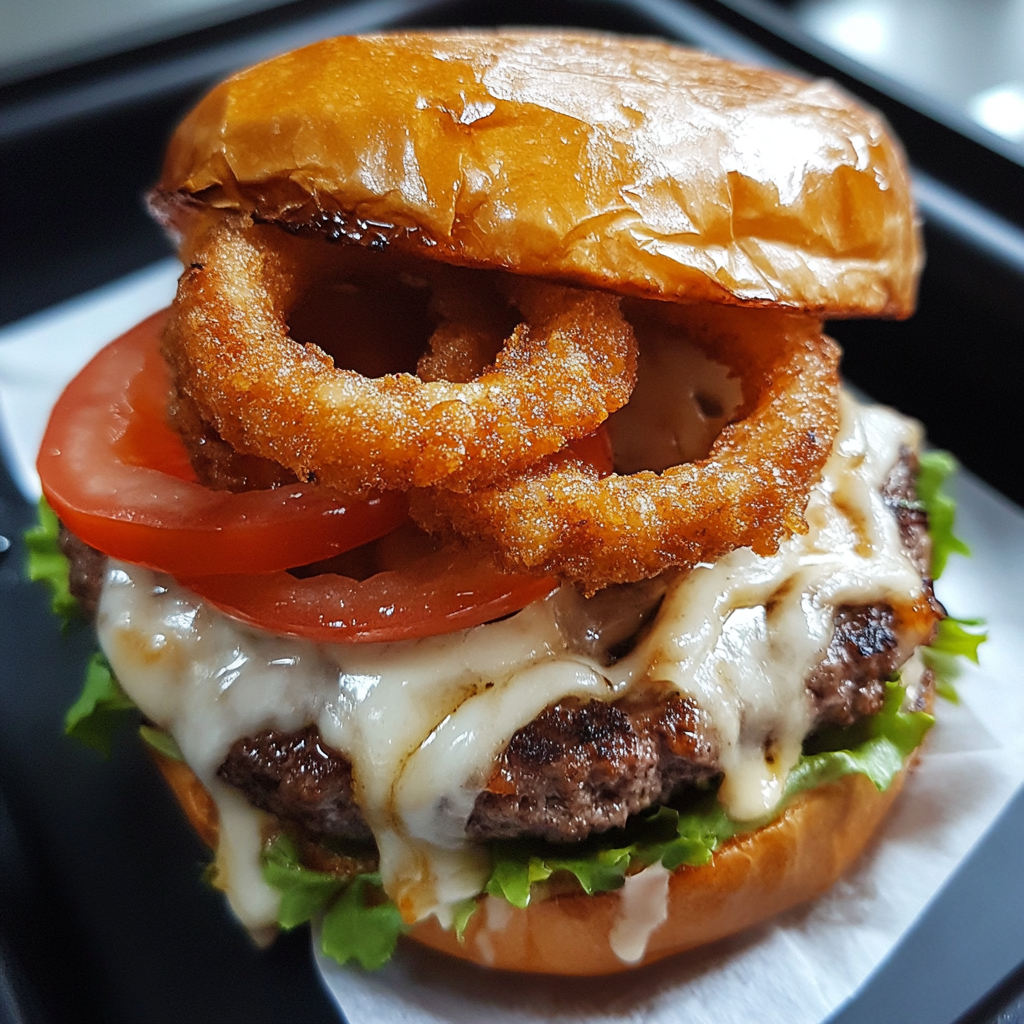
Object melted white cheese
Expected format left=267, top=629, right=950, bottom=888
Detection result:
left=96, top=392, right=925, bottom=936
left=606, top=393, right=924, bottom=820
left=606, top=325, right=743, bottom=472
left=474, top=895, right=514, bottom=966
left=608, top=862, right=671, bottom=964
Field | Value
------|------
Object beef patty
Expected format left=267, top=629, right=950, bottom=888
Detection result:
left=61, top=449, right=937, bottom=847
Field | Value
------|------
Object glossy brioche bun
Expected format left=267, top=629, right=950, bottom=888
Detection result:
left=152, top=31, right=920, bottom=318
left=149, top=748, right=905, bottom=975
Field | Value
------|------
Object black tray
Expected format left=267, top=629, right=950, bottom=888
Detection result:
left=1, top=2, right=1023, bottom=1022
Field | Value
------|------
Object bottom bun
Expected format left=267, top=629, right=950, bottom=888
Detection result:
left=150, top=747, right=906, bottom=974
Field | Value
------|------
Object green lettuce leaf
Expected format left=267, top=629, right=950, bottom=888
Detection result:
left=451, top=897, right=479, bottom=941
left=64, top=652, right=137, bottom=756
left=26, top=499, right=141, bottom=753
left=485, top=843, right=634, bottom=908
left=789, top=681, right=933, bottom=796
left=263, top=834, right=347, bottom=929
left=24, top=497, right=79, bottom=628
left=27, top=498, right=141, bottom=752
left=929, top=616, right=986, bottom=663
left=923, top=616, right=988, bottom=703
left=261, top=834, right=405, bottom=970
left=138, top=725, right=184, bottom=762
left=321, top=875, right=406, bottom=971
left=916, top=451, right=971, bottom=579
left=31, top=500, right=183, bottom=759
left=653, top=798, right=740, bottom=870
left=912, top=452, right=985, bottom=701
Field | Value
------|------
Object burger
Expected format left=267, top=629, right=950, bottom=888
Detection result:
left=32, top=31, right=975, bottom=976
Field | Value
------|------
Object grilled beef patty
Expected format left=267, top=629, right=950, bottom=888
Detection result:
left=61, top=449, right=935, bottom=846
left=467, top=686, right=719, bottom=843
left=217, top=725, right=374, bottom=844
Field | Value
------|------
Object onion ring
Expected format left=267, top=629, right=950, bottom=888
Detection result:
left=411, top=306, right=841, bottom=594
left=416, top=271, right=510, bottom=385
left=164, top=221, right=638, bottom=496
left=38, top=310, right=409, bottom=578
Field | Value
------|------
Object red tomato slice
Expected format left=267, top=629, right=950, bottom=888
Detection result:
left=176, top=428, right=611, bottom=642
left=179, top=428, right=609, bottom=642
left=37, top=310, right=408, bottom=576
left=180, top=546, right=558, bottom=643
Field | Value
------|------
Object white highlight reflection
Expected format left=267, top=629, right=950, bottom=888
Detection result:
left=970, top=82, right=1024, bottom=142
left=806, top=3, right=891, bottom=58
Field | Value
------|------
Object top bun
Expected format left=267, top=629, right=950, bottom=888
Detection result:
left=153, top=31, right=920, bottom=317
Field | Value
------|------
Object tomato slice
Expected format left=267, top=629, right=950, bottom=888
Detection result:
left=176, top=428, right=611, bottom=642
left=180, top=546, right=558, bottom=643
left=38, top=310, right=408, bottom=576
left=176, top=423, right=609, bottom=644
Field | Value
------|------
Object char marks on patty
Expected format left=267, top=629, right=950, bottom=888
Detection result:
left=467, top=687, right=720, bottom=843
left=807, top=604, right=900, bottom=729
left=217, top=725, right=374, bottom=844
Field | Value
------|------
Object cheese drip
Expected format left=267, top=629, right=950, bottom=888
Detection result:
left=606, top=392, right=925, bottom=819
left=96, top=393, right=925, bottom=931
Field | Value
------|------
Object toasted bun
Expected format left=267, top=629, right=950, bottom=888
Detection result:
left=153, top=31, right=920, bottom=318
left=149, top=748, right=905, bottom=975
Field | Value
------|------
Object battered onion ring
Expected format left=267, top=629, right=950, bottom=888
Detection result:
left=163, top=220, right=638, bottom=496
left=411, top=306, right=841, bottom=593
left=416, top=272, right=510, bottom=385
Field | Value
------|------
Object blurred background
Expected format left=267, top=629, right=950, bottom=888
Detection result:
left=0, top=0, right=282, bottom=82
left=3, top=0, right=1023, bottom=151
left=787, top=0, right=1024, bottom=148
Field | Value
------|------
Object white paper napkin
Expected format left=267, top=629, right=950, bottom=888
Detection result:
left=0, top=258, right=180, bottom=500
left=2, top=264, right=1023, bottom=1024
